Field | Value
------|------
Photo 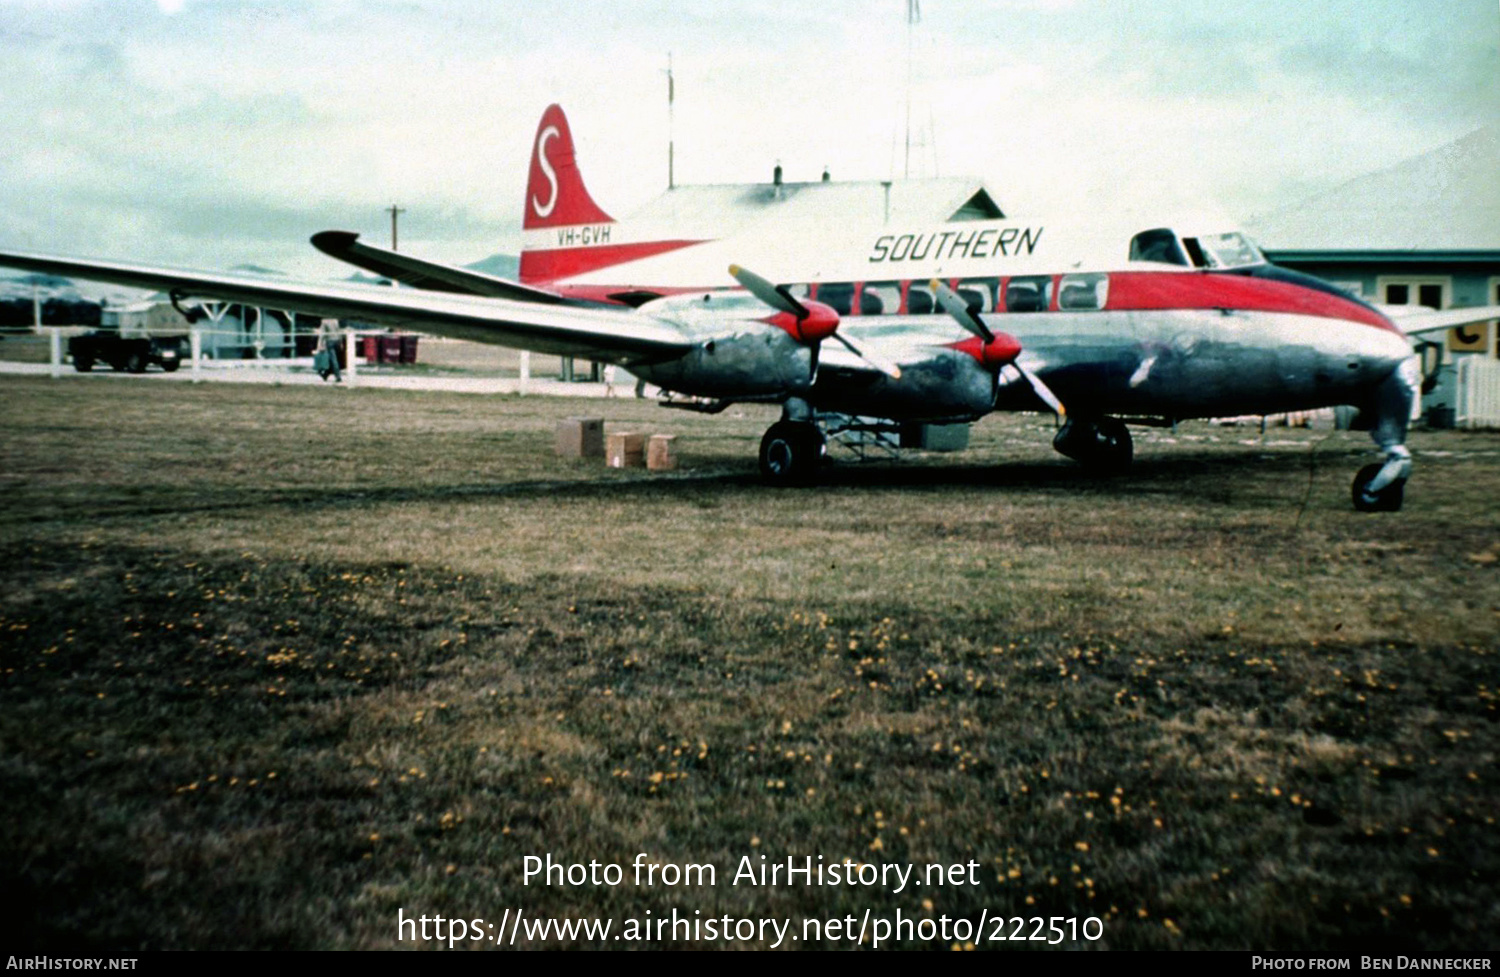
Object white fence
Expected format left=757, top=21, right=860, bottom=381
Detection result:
left=1457, top=356, right=1500, bottom=430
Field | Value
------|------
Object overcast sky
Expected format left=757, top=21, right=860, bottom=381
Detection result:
left=1, top=0, right=1496, bottom=279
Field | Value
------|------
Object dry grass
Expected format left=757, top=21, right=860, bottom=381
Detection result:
left=1, top=376, right=1497, bottom=950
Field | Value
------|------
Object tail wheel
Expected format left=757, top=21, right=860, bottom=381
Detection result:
left=1352, top=463, right=1405, bottom=512
left=759, top=421, right=825, bottom=487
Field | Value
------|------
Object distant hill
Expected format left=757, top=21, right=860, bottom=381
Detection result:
left=0, top=270, right=77, bottom=297
left=465, top=254, right=520, bottom=279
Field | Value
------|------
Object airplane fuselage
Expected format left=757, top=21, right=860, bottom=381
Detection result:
left=626, top=264, right=1413, bottom=425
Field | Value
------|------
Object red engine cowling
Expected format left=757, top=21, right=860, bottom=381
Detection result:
left=763, top=301, right=840, bottom=345
left=951, top=332, right=1023, bottom=371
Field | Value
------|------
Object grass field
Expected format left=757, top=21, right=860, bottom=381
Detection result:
left=1, top=375, right=1496, bottom=950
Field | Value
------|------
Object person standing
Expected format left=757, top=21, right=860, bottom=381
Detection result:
left=316, top=318, right=342, bottom=382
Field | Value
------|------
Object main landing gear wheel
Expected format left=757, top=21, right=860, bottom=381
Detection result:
left=759, top=421, right=825, bottom=486
left=1053, top=417, right=1133, bottom=474
left=1352, top=463, right=1405, bottom=513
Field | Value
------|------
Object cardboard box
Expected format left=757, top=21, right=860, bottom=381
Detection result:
left=647, top=434, right=677, bottom=471
left=556, top=417, right=604, bottom=458
left=606, top=432, right=646, bottom=468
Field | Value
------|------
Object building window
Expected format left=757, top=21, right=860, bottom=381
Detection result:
left=1491, top=277, right=1500, bottom=359
left=1378, top=276, right=1449, bottom=310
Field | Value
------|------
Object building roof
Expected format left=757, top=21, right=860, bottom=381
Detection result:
left=1247, top=124, right=1500, bottom=256
left=624, top=177, right=1005, bottom=240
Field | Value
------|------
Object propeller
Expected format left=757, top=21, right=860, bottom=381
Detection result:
left=729, top=264, right=902, bottom=379
left=930, top=279, right=1065, bottom=417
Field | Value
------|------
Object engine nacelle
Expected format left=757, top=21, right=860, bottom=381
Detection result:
left=809, top=347, right=997, bottom=420
left=634, top=328, right=816, bottom=398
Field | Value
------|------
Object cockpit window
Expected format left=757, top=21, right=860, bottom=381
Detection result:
left=1129, top=228, right=1189, bottom=266
left=1195, top=232, right=1264, bottom=269
left=1130, top=228, right=1265, bottom=270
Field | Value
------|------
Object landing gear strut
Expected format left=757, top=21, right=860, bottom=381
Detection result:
left=1351, top=359, right=1418, bottom=513
left=1052, top=417, right=1133, bottom=473
left=759, top=420, right=826, bottom=486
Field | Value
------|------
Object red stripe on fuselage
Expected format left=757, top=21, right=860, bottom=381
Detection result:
left=519, top=239, right=706, bottom=284
left=1104, top=272, right=1400, bottom=334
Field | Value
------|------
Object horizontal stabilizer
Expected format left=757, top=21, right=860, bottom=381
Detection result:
left=311, top=231, right=568, bottom=304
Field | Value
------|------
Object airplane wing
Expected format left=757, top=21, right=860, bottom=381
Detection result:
left=1377, top=304, right=1500, bottom=338
left=310, top=231, right=569, bottom=304
left=0, top=248, right=693, bottom=363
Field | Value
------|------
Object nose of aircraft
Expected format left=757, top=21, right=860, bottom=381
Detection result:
left=1359, top=313, right=1416, bottom=376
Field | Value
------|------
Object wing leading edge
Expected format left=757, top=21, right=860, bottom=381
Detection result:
left=0, top=248, right=692, bottom=363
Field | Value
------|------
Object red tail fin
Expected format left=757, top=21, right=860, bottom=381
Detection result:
left=523, top=104, right=613, bottom=230
left=519, top=104, right=703, bottom=285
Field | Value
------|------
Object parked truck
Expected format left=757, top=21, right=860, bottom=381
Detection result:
left=69, top=331, right=185, bottom=373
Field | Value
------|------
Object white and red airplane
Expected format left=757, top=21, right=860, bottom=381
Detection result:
left=3, top=104, right=1496, bottom=510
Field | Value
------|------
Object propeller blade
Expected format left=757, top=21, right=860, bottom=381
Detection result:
left=1011, top=361, right=1066, bottom=417
left=832, top=332, right=902, bottom=379
left=729, top=263, right=898, bottom=376
left=729, top=264, right=806, bottom=318
left=930, top=279, right=994, bottom=343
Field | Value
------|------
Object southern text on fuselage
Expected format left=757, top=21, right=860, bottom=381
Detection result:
left=869, top=227, right=1043, bottom=264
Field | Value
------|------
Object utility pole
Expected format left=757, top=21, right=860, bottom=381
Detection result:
left=387, top=204, right=405, bottom=251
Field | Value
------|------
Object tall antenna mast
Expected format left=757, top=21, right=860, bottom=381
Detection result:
left=904, top=0, right=919, bottom=178
left=665, top=52, right=676, bottom=189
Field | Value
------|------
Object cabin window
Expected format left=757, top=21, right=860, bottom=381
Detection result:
left=956, top=278, right=997, bottom=314
left=905, top=282, right=937, bottom=315
left=1059, top=273, right=1109, bottom=311
left=815, top=283, right=854, bottom=316
left=1005, top=276, right=1052, bottom=313
left=863, top=281, right=901, bottom=315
